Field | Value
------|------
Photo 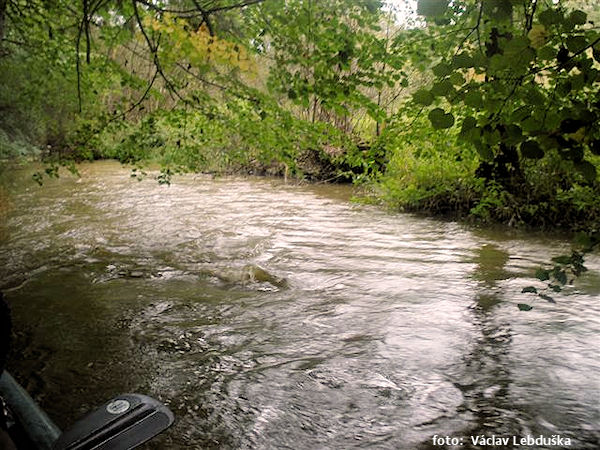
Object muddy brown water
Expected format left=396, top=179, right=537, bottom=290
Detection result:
left=1, top=161, right=599, bottom=449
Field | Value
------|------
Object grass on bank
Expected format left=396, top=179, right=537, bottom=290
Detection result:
left=375, top=117, right=600, bottom=232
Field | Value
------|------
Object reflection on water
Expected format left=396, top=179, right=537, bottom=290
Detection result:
left=461, top=244, right=515, bottom=442
left=1, top=161, right=599, bottom=449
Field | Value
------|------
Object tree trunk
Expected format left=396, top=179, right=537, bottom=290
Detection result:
left=83, top=0, right=91, bottom=63
left=0, top=0, right=8, bottom=49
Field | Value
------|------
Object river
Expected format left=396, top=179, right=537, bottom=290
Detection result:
left=1, top=161, right=599, bottom=449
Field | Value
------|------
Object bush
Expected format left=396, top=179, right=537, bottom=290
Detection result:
left=376, top=116, right=600, bottom=231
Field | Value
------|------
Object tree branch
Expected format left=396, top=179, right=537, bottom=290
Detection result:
left=206, top=0, right=265, bottom=14
left=191, top=0, right=214, bottom=35
left=0, top=0, right=7, bottom=50
left=76, top=13, right=85, bottom=112
left=133, top=0, right=265, bottom=20
left=83, top=0, right=91, bottom=63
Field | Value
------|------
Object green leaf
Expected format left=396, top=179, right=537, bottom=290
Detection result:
left=556, top=80, right=572, bottom=96
left=521, top=87, right=545, bottom=106
left=464, top=90, right=483, bottom=108
left=521, top=117, right=541, bottom=133
left=430, top=80, right=454, bottom=97
left=504, top=36, right=530, bottom=54
left=460, top=116, right=477, bottom=134
left=417, top=0, right=448, bottom=17
left=489, top=54, right=509, bottom=72
left=472, top=52, right=488, bottom=68
left=449, top=72, right=465, bottom=85
left=575, top=161, right=597, bottom=182
left=511, top=106, right=532, bottom=122
left=434, top=17, right=451, bottom=26
left=475, top=142, right=493, bottom=160
left=539, top=8, right=562, bottom=27
left=543, top=110, right=561, bottom=130
left=566, top=36, right=588, bottom=53
left=585, top=67, right=599, bottom=84
left=593, top=43, right=600, bottom=63
left=539, top=293, right=556, bottom=303
left=452, top=52, right=473, bottom=69
left=432, top=62, right=452, bottom=77
left=413, top=89, right=434, bottom=106
left=537, top=46, right=556, bottom=61
left=520, top=140, right=544, bottom=159
left=551, top=255, right=571, bottom=265
left=428, top=108, right=454, bottom=129
left=482, top=128, right=501, bottom=147
left=568, top=10, right=587, bottom=26
left=522, top=286, right=538, bottom=294
left=554, top=269, right=568, bottom=285
left=535, top=268, right=550, bottom=281
left=571, top=72, right=585, bottom=91
left=505, top=124, right=523, bottom=146
left=483, top=0, right=513, bottom=22
left=518, top=303, right=533, bottom=311
left=503, top=37, right=535, bottom=68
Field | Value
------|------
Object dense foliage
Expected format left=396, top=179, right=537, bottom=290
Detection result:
left=1, top=1, right=599, bottom=306
left=405, top=0, right=600, bottom=230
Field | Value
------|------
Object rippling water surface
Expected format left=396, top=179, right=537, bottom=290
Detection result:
left=1, top=161, right=599, bottom=449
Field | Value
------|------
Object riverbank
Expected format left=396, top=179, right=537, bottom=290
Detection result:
left=3, top=112, right=600, bottom=235
left=4, top=141, right=600, bottom=235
